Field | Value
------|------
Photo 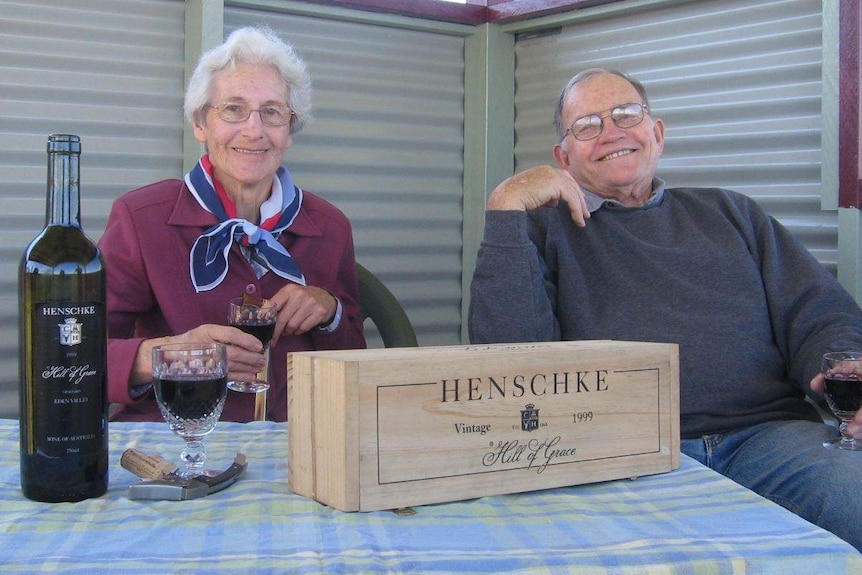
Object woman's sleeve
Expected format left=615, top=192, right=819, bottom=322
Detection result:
left=99, top=198, right=153, bottom=405
left=309, top=214, right=366, bottom=351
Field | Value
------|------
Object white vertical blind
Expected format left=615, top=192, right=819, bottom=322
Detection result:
left=513, top=0, right=832, bottom=264
left=225, top=6, right=468, bottom=348
left=0, top=0, right=185, bottom=417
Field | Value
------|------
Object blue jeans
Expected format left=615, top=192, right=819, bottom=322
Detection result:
left=681, top=420, right=862, bottom=552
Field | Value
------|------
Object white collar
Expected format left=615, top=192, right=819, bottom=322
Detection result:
left=581, top=177, right=666, bottom=213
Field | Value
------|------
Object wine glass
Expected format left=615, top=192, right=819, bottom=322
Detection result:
left=227, top=297, right=277, bottom=394
left=152, top=342, right=228, bottom=477
left=821, top=351, right=862, bottom=451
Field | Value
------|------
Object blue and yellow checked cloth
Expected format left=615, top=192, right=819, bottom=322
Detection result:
left=0, top=419, right=859, bottom=574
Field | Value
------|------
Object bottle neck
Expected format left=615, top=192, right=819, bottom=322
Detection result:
left=47, top=149, right=81, bottom=228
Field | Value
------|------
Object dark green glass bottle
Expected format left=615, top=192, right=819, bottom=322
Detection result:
left=19, top=134, right=108, bottom=502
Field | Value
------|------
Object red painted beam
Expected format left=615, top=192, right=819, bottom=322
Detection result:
left=839, top=0, right=861, bottom=209
left=292, top=0, right=487, bottom=25
left=486, top=0, right=619, bottom=23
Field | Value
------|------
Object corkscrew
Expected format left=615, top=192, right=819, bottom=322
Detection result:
left=122, top=448, right=248, bottom=501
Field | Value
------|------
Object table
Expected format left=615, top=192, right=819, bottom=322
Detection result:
left=0, top=420, right=859, bottom=574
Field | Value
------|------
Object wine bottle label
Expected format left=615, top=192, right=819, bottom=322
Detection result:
left=32, top=301, right=106, bottom=458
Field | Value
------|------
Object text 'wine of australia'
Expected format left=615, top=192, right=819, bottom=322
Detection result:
left=19, top=134, right=108, bottom=502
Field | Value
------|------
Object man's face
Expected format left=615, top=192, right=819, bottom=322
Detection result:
left=553, top=73, right=665, bottom=205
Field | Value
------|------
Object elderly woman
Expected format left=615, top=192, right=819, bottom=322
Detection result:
left=101, top=26, right=366, bottom=422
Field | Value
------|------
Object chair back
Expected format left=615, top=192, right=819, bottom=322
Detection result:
left=357, top=262, right=418, bottom=348
left=254, top=263, right=417, bottom=421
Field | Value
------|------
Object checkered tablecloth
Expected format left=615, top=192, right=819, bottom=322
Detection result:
left=0, top=419, right=859, bottom=574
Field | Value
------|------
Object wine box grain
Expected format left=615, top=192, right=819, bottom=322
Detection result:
left=287, top=340, right=679, bottom=512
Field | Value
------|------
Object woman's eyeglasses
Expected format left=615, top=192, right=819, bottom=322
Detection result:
left=205, top=102, right=293, bottom=127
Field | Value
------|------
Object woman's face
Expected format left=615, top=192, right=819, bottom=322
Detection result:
left=193, top=62, right=293, bottom=195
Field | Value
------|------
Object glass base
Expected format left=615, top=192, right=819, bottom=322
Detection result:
left=822, top=436, right=862, bottom=451
left=176, top=468, right=222, bottom=479
left=228, top=380, right=270, bottom=393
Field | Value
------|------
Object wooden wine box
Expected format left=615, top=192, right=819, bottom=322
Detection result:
left=287, top=340, right=680, bottom=512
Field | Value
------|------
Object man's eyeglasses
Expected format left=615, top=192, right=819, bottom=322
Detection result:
left=564, top=103, right=649, bottom=142
left=205, top=102, right=293, bottom=127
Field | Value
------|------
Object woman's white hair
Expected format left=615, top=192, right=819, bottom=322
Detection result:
left=184, top=26, right=312, bottom=134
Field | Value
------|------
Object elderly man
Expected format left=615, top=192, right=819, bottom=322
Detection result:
left=469, top=68, right=862, bottom=551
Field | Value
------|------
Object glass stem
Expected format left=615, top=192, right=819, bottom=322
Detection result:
left=181, top=437, right=206, bottom=472
left=839, top=421, right=855, bottom=447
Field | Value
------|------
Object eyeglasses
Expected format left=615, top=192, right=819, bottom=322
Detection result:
left=205, top=102, right=293, bottom=127
left=564, top=103, right=649, bottom=142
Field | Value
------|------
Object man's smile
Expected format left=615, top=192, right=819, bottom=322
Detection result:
left=598, top=149, right=634, bottom=161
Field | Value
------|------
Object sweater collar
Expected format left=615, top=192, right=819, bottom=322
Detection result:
left=581, top=177, right=666, bottom=213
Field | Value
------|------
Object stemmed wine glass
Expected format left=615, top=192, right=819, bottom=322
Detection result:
left=152, top=342, right=228, bottom=477
left=821, top=351, right=862, bottom=451
left=227, top=297, right=277, bottom=394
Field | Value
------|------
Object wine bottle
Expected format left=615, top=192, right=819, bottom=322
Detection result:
left=19, top=134, right=108, bottom=502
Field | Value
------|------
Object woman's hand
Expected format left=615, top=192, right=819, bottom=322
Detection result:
left=132, top=324, right=266, bottom=387
left=269, top=283, right=338, bottom=346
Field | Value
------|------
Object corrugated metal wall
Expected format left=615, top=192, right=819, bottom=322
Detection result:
left=225, top=6, right=468, bottom=349
left=513, top=0, right=833, bottom=265
left=0, top=0, right=468, bottom=417
left=0, top=0, right=833, bottom=418
left=0, top=0, right=186, bottom=417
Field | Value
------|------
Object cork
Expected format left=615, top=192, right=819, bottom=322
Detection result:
left=121, top=448, right=179, bottom=480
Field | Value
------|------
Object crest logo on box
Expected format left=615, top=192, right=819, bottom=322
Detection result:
left=521, top=403, right=539, bottom=432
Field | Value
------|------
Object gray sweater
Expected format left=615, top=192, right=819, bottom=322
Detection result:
left=469, top=187, right=862, bottom=438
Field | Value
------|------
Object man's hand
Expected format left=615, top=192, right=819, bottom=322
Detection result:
left=810, top=373, right=862, bottom=437
left=487, top=165, right=591, bottom=227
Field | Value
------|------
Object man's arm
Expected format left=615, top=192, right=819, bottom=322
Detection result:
left=469, top=165, right=590, bottom=344
left=468, top=210, right=559, bottom=344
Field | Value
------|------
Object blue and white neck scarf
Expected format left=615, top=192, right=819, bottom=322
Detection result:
left=186, top=156, right=306, bottom=292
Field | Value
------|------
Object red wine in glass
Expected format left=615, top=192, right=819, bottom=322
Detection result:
left=821, top=352, right=862, bottom=451
left=228, top=297, right=277, bottom=393
left=155, top=376, right=228, bottom=422
left=235, top=322, right=275, bottom=347
left=152, top=342, right=228, bottom=477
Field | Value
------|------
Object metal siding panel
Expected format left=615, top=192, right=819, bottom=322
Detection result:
left=514, top=0, right=832, bottom=268
left=226, top=6, right=466, bottom=348
left=0, top=0, right=185, bottom=417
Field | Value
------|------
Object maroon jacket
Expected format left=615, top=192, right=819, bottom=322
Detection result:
left=99, top=178, right=366, bottom=422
